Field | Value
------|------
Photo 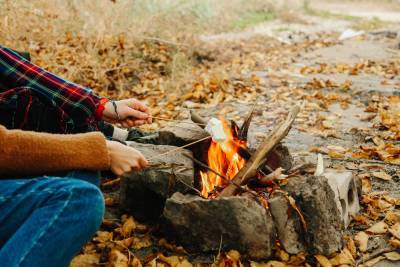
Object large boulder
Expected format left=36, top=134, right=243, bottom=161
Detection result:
left=120, top=142, right=194, bottom=221
left=269, top=192, right=306, bottom=254
left=163, top=192, right=276, bottom=260
left=282, top=175, right=344, bottom=255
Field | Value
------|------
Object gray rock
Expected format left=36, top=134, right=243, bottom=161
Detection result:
left=282, top=175, right=344, bottom=255
left=120, top=142, right=194, bottom=221
left=163, top=192, right=276, bottom=260
left=269, top=192, right=306, bottom=254
left=158, top=120, right=209, bottom=146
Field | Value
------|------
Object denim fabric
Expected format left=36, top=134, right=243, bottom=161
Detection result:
left=0, top=171, right=105, bottom=267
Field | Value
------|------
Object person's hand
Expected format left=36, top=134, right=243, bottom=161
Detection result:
left=106, top=140, right=148, bottom=176
left=103, top=98, right=152, bottom=128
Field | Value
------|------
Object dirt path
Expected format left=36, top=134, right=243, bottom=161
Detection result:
left=195, top=6, right=400, bottom=265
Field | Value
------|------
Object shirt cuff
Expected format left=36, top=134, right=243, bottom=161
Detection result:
left=95, top=98, right=109, bottom=120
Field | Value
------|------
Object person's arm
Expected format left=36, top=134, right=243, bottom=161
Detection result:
left=0, top=46, right=105, bottom=127
left=0, top=125, right=110, bottom=178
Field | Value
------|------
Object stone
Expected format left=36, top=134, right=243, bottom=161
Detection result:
left=163, top=192, right=276, bottom=260
left=324, top=169, right=361, bottom=228
left=120, top=142, right=194, bottom=221
left=158, top=120, right=209, bottom=146
left=282, top=175, right=344, bottom=255
left=269, top=192, right=306, bottom=254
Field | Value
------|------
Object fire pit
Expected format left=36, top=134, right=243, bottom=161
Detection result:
left=120, top=106, right=360, bottom=259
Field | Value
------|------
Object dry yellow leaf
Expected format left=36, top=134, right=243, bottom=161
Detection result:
left=70, top=254, right=100, bottom=267
left=314, top=255, right=332, bottom=267
left=384, top=251, right=400, bottom=261
left=130, top=256, right=142, bottom=267
left=354, top=231, right=369, bottom=252
left=345, top=237, right=356, bottom=258
left=372, top=171, right=392, bottom=181
left=131, top=236, right=152, bottom=250
left=157, top=254, right=192, bottom=267
left=364, top=255, right=385, bottom=266
left=385, top=210, right=400, bottom=225
left=95, top=231, right=113, bottom=243
left=329, top=248, right=354, bottom=265
left=121, top=216, right=136, bottom=238
left=389, top=238, right=400, bottom=248
left=108, top=249, right=129, bottom=267
left=361, top=177, right=372, bottom=194
left=227, top=250, right=241, bottom=263
left=366, top=221, right=388, bottom=234
left=389, top=222, right=400, bottom=240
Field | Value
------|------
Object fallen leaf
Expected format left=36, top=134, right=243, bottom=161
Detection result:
left=354, top=231, right=369, bottom=252
left=94, top=231, right=113, bottom=243
left=389, top=238, right=400, bottom=248
left=372, top=171, right=392, bottom=181
left=157, top=254, right=193, bottom=267
left=314, top=255, right=332, bottom=267
left=364, top=255, right=385, bottom=266
left=250, top=261, right=285, bottom=267
left=108, top=249, right=129, bottom=267
left=131, top=236, right=152, bottom=250
left=361, top=176, right=372, bottom=194
left=70, top=254, right=100, bottom=267
left=384, top=251, right=400, bottom=261
left=329, top=248, right=355, bottom=265
left=389, top=222, right=400, bottom=240
left=121, top=217, right=136, bottom=238
left=385, top=210, right=400, bottom=225
left=366, top=221, right=388, bottom=234
left=345, top=236, right=356, bottom=258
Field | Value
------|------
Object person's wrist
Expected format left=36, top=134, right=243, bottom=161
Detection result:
left=95, top=98, right=110, bottom=119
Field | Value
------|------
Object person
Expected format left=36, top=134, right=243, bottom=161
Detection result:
left=0, top=45, right=151, bottom=266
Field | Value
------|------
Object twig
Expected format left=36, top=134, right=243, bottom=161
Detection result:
left=176, top=178, right=202, bottom=196
left=147, top=136, right=211, bottom=161
left=355, top=247, right=393, bottom=266
left=152, top=116, right=206, bottom=126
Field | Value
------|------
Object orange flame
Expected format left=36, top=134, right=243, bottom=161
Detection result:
left=200, top=120, right=247, bottom=198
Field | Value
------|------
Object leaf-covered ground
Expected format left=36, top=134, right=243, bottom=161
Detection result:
left=1, top=1, right=400, bottom=266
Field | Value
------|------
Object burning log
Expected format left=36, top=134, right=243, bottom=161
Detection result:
left=218, top=106, right=300, bottom=197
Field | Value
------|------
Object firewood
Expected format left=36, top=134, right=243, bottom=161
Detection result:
left=218, top=105, right=300, bottom=197
left=190, top=110, right=207, bottom=129
left=238, top=106, right=255, bottom=141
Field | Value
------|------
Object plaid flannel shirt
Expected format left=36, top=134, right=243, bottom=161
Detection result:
left=0, top=45, right=103, bottom=132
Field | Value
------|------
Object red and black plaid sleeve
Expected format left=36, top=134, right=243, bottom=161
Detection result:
left=0, top=45, right=103, bottom=127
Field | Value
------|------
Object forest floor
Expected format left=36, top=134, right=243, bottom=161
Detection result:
left=81, top=5, right=400, bottom=266
left=1, top=0, right=400, bottom=266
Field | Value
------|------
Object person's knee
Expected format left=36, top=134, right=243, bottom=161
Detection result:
left=70, top=180, right=105, bottom=233
left=50, top=179, right=105, bottom=235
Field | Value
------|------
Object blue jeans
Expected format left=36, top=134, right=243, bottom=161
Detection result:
left=0, top=171, right=105, bottom=267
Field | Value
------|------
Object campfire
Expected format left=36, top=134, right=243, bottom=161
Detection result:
left=120, top=105, right=360, bottom=260
left=200, top=119, right=247, bottom=198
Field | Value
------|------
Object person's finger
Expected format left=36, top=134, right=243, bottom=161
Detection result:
left=130, top=100, right=149, bottom=113
left=133, top=120, right=146, bottom=126
left=123, top=109, right=149, bottom=120
left=120, top=121, right=128, bottom=128
left=139, top=157, right=148, bottom=168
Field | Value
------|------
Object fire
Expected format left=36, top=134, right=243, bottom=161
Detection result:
left=200, top=119, right=247, bottom=198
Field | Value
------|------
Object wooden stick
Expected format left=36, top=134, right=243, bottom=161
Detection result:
left=238, top=105, right=255, bottom=141
left=218, top=105, right=300, bottom=197
left=147, top=136, right=211, bottom=161
left=152, top=116, right=206, bottom=126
